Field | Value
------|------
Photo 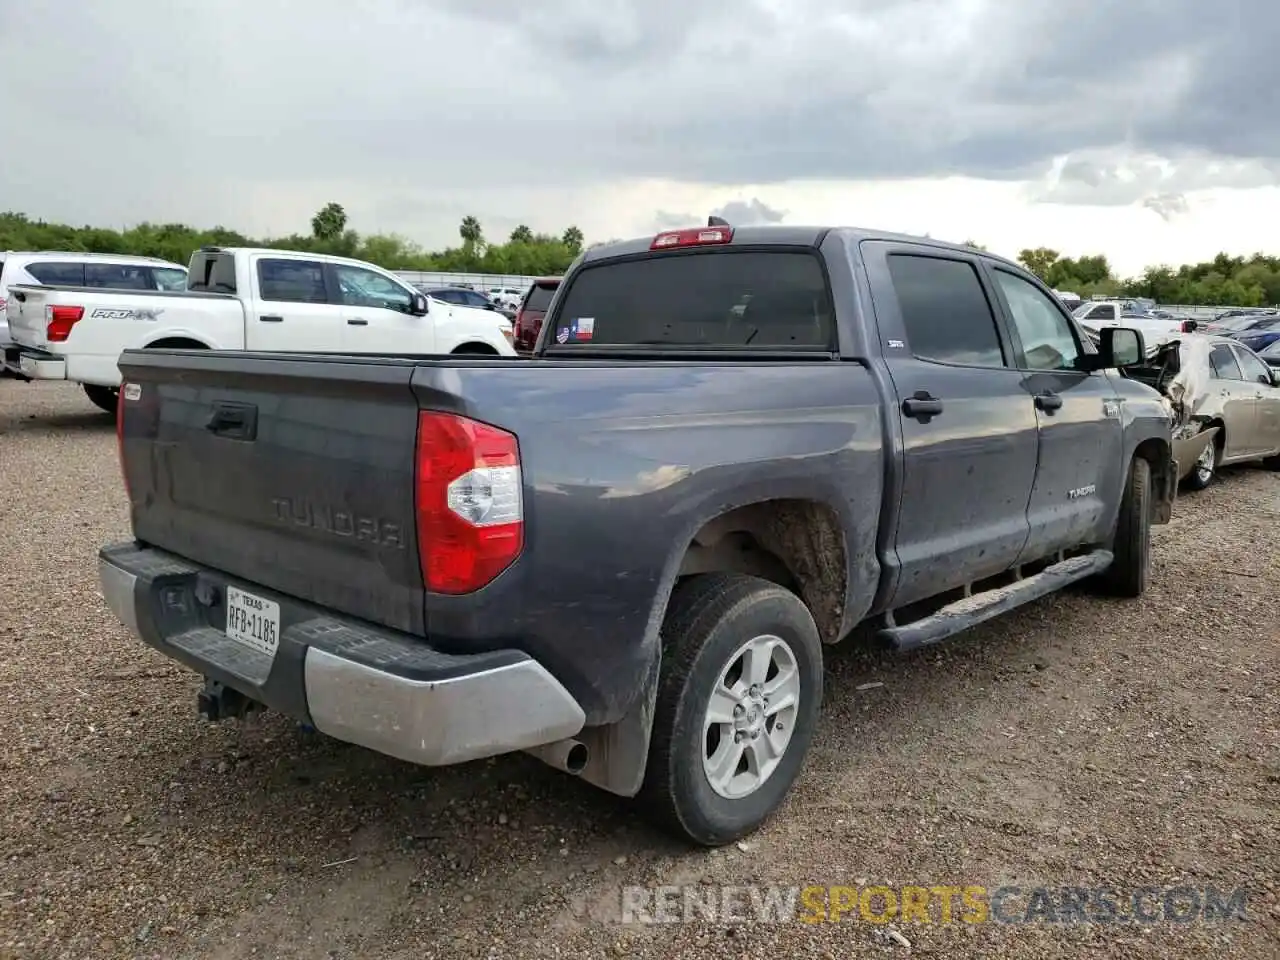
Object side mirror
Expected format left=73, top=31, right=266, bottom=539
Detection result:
left=411, top=293, right=429, bottom=316
left=1083, top=326, right=1145, bottom=370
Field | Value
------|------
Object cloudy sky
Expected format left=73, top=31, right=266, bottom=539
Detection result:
left=1, top=0, right=1275, bottom=276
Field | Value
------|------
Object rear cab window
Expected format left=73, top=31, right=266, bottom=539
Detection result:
left=523, top=284, right=556, bottom=312
left=187, top=252, right=238, bottom=293
left=545, top=251, right=834, bottom=349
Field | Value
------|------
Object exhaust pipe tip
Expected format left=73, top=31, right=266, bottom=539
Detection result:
left=563, top=741, right=589, bottom=774
left=525, top=738, right=589, bottom=775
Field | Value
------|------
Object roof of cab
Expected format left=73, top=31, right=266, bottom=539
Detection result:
left=578, top=224, right=1027, bottom=273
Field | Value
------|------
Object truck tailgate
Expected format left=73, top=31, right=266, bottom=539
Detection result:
left=118, top=349, right=428, bottom=635
left=6, top=285, right=52, bottom=347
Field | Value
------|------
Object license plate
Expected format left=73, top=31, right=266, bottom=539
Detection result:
left=224, top=586, right=281, bottom=657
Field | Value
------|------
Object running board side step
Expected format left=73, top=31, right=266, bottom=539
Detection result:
left=880, top=550, right=1114, bottom=654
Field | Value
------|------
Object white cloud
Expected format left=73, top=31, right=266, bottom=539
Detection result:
left=0, top=0, right=1277, bottom=273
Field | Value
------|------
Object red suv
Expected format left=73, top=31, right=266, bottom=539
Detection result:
left=513, top=276, right=561, bottom=353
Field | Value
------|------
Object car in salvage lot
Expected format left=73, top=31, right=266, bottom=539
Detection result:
left=1120, top=333, right=1280, bottom=490
left=5, top=247, right=517, bottom=410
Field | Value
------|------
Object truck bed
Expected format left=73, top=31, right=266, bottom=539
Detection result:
left=117, top=347, right=886, bottom=723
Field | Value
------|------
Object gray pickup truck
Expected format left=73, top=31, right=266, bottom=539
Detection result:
left=100, top=224, right=1176, bottom=846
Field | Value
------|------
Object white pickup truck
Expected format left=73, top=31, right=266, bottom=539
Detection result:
left=6, top=246, right=517, bottom=411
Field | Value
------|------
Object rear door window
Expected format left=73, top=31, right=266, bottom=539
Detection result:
left=1209, top=344, right=1243, bottom=380
left=150, top=267, right=188, bottom=291
left=85, top=263, right=152, bottom=289
left=887, top=254, right=1006, bottom=367
left=257, top=259, right=329, bottom=303
left=26, top=262, right=86, bottom=285
left=549, top=251, right=832, bottom=347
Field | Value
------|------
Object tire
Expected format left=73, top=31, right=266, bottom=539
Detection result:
left=636, top=572, right=823, bottom=846
left=1100, top=456, right=1152, bottom=598
left=1183, top=434, right=1219, bottom=491
left=83, top=383, right=119, bottom=413
left=1264, top=452, right=1280, bottom=471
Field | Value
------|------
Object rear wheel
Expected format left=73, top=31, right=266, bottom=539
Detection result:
left=83, top=383, right=118, bottom=413
left=451, top=343, right=498, bottom=355
left=637, top=573, right=823, bottom=846
left=1099, top=456, right=1152, bottom=598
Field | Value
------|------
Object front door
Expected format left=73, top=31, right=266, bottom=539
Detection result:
left=861, top=242, right=1040, bottom=608
left=985, top=266, right=1124, bottom=557
left=329, top=263, right=435, bottom=355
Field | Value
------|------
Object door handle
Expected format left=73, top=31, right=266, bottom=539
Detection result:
left=346, top=317, right=368, bottom=326
left=259, top=315, right=283, bottom=323
left=902, top=392, right=944, bottom=422
left=1034, top=391, right=1064, bottom=412
left=205, top=401, right=258, bottom=440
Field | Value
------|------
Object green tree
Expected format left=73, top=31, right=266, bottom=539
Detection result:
left=1017, top=247, right=1060, bottom=281
left=509, top=224, right=534, bottom=244
left=562, top=225, right=584, bottom=254
left=459, top=215, right=483, bottom=249
left=310, top=202, right=347, bottom=242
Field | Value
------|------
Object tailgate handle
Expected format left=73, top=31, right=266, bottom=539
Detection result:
left=206, top=402, right=258, bottom=440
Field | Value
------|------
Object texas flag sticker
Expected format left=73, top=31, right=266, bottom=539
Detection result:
left=574, top=317, right=594, bottom=340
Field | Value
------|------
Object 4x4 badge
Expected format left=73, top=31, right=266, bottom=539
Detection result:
left=1102, top=398, right=1121, bottom=418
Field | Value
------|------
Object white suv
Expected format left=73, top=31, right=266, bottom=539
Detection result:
left=1, top=252, right=187, bottom=370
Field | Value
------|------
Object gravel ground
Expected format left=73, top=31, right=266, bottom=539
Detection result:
left=1, top=379, right=1277, bottom=960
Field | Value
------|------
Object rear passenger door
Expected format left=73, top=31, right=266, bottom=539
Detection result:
left=246, top=258, right=346, bottom=352
left=1230, top=345, right=1280, bottom=456
left=986, top=266, right=1124, bottom=557
left=861, top=243, right=1039, bottom=607
left=1206, top=344, right=1255, bottom=460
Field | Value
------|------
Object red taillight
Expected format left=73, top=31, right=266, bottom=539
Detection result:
left=415, top=411, right=523, bottom=595
left=514, top=309, right=525, bottom=335
left=650, top=226, right=733, bottom=250
left=1180, top=320, right=1198, bottom=333
left=46, top=304, right=84, bottom=342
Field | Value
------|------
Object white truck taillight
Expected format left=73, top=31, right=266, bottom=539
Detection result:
left=415, top=411, right=523, bottom=594
left=46, top=304, right=85, bottom=342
